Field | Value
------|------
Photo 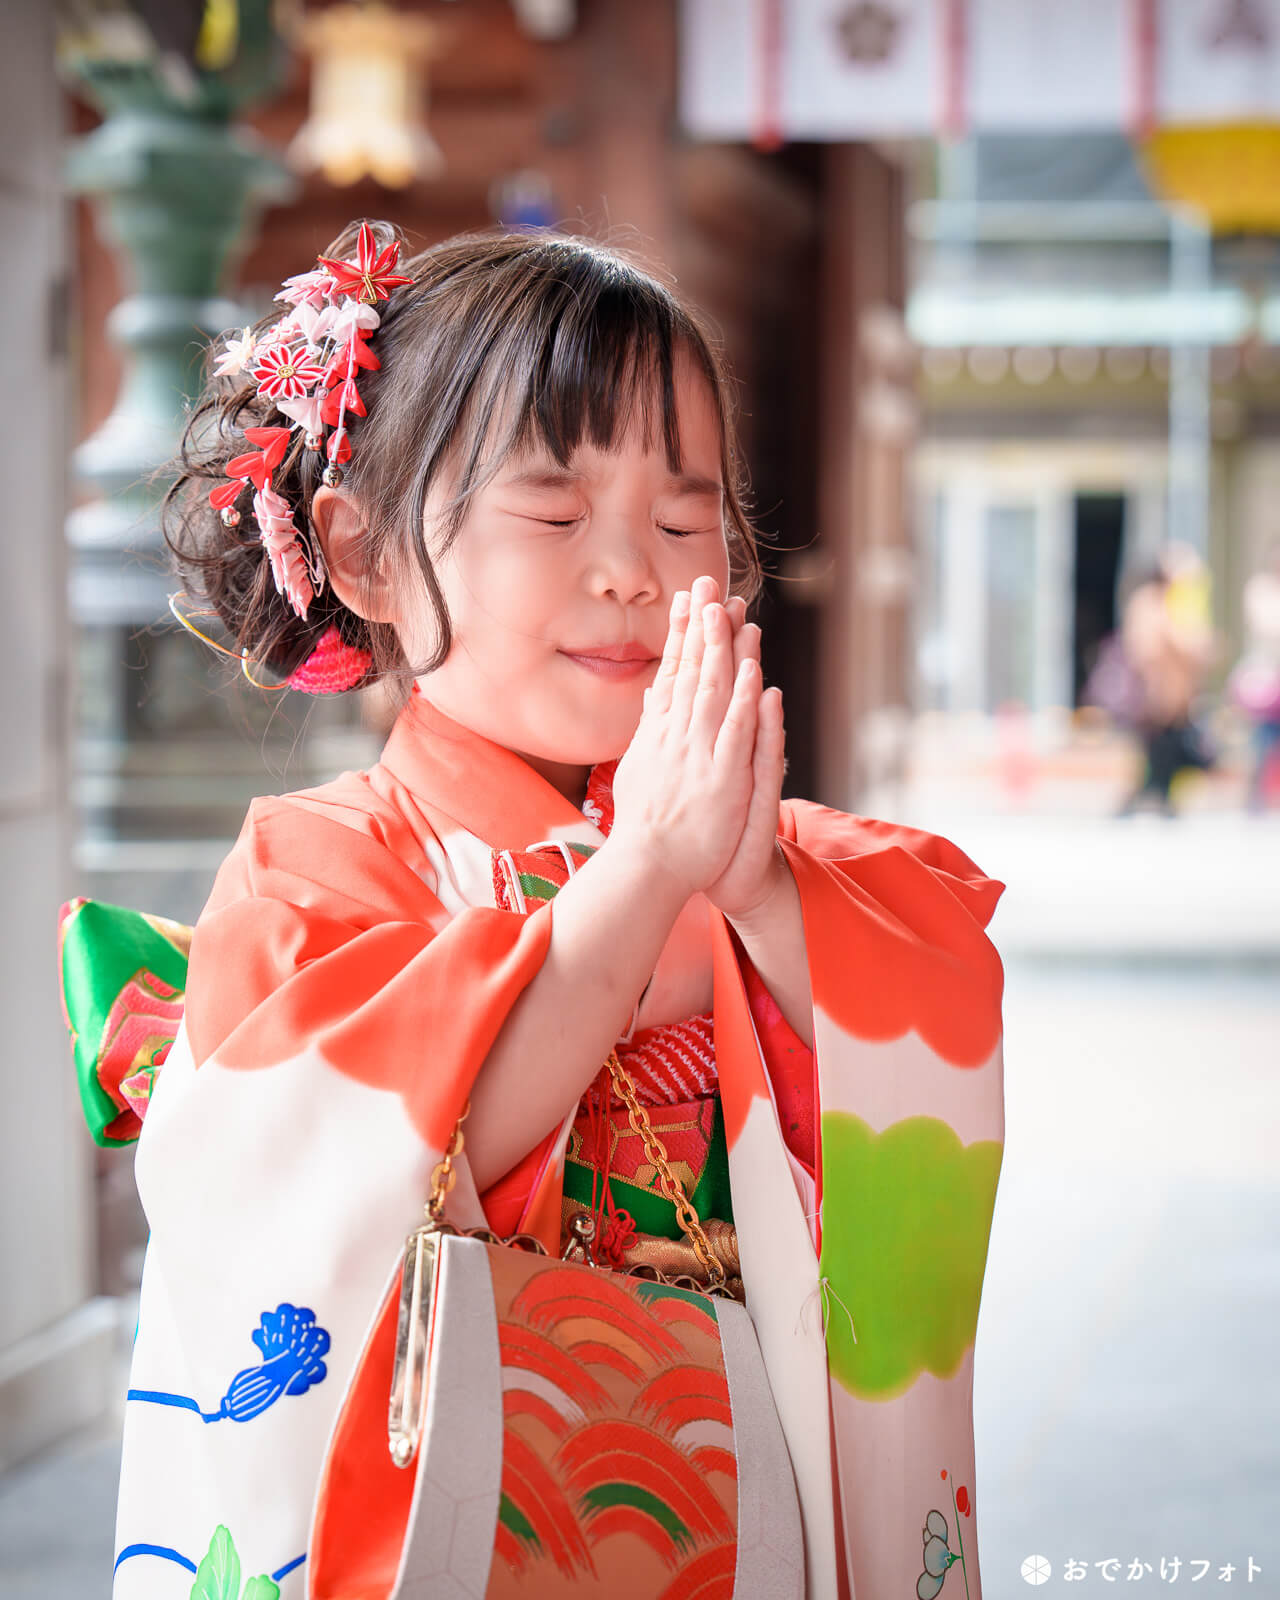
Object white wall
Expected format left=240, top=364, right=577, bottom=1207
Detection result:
left=0, top=4, right=116, bottom=1472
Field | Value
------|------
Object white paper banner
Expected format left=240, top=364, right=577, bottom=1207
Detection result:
left=970, top=0, right=1134, bottom=130
left=679, top=0, right=945, bottom=141
left=1156, top=0, right=1280, bottom=122
left=678, top=0, right=1280, bottom=140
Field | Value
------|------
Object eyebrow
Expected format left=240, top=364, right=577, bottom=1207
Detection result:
left=501, top=465, right=725, bottom=498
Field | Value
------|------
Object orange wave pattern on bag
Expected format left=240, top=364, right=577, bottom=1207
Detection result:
left=486, top=1249, right=737, bottom=1599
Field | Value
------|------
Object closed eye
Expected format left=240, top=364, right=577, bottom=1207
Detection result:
left=538, top=519, right=702, bottom=539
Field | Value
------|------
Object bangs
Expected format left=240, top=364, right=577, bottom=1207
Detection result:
left=445, top=249, right=708, bottom=509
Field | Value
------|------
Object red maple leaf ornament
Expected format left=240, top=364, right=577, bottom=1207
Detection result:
left=223, top=426, right=293, bottom=492
left=318, top=223, right=413, bottom=305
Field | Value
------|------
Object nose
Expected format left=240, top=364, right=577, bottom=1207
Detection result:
left=588, top=522, right=661, bottom=607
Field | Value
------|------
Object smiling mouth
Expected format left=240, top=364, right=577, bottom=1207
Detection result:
left=560, top=651, right=658, bottom=681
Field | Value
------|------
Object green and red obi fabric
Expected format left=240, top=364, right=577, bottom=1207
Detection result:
left=56, top=897, right=191, bottom=1146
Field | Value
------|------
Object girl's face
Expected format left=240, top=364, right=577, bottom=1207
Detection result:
left=407, top=348, right=732, bottom=805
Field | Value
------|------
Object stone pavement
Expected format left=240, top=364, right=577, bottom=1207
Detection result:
left=914, top=811, right=1280, bottom=958
left=0, top=1411, right=122, bottom=1599
left=888, top=714, right=1280, bottom=958
left=975, top=955, right=1279, bottom=1595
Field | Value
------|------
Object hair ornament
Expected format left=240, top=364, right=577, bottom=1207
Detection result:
left=316, top=227, right=413, bottom=304
left=167, top=594, right=370, bottom=697
left=206, top=221, right=411, bottom=634
left=282, top=624, right=377, bottom=695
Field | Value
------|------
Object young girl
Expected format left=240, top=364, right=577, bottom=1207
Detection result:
left=119, top=221, right=1007, bottom=1600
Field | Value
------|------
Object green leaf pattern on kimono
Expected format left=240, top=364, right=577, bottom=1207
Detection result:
left=189, top=1527, right=279, bottom=1600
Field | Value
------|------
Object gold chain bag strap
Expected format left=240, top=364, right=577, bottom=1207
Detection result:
left=390, top=1050, right=729, bottom=1466
left=378, top=1050, right=805, bottom=1599
left=566, top=1049, right=740, bottom=1289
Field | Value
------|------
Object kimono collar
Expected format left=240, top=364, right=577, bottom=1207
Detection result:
left=378, top=684, right=619, bottom=852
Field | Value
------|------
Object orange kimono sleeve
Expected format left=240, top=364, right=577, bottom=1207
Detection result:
left=710, top=798, right=1006, bottom=1598
left=184, top=792, right=554, bottom=1152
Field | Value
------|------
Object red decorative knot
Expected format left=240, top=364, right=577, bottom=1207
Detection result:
left=598, top=1209, right=638, bottom=1268
left=286, top=624, right=372, bottom=695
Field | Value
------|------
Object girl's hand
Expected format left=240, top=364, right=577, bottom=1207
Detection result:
left=608, top=575, right=762, bottom=901
left=701, top=597, right=789, bottom=925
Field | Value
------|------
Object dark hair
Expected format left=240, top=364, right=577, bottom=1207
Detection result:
left=164, top=221, right=767, bottom=699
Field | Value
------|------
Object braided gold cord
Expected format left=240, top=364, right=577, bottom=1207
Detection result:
left=423, top=1054, right=728, bottom=1293
left=603, top=1050, right=727, bottom=1289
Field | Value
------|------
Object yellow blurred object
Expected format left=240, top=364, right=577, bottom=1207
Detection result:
left=1161, top=540, right=1214, bottom=630
left=288, top=3, right=444, bottom=189
left=195, top=0, right=239, bottom=71
left=1141, top=123, right=1280, bottom=234
left=1166, top=571, right=1213, bottom=630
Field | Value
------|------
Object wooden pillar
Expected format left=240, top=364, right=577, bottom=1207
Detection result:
left=815, top=143, right=913, bottom=813
left=534, top=0, right=679, bottom=269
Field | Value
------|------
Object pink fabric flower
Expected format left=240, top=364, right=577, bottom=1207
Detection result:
left=253, top=484, right=314, bottom=620
left=288, top=302, right=337, bottom=346
left=274, top=543, right=316, bottom=622
left=275, top=393, right=326, bottom=435
left=275, top=269, right=332, bottom=309
left=252, top=343, right=327, bottom=402
left=330, top=297, right=381, bottom=340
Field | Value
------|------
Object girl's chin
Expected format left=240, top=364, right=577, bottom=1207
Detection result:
left=542, top=707, right=640, bottom=766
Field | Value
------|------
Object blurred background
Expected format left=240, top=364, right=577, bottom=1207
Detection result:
left=3, top=0, right=1277, bottom=1594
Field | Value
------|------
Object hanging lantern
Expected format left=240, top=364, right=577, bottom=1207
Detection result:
left=287, top=3, right=444, bottom=188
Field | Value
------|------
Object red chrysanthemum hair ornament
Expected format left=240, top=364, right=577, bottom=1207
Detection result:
left=186, top=223, right=413, bottom=694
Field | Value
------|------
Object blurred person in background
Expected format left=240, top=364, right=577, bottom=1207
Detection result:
left=1229, top=539, right=1280, bottom=813
left=1116, top=542, right=1219, bottom=817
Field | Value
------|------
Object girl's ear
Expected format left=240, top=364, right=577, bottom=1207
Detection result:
left=310, top=486, right=398, bottom=624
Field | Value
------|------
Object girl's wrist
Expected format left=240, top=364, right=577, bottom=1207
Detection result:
left=722, top=844, right=791, bottom=933
left=596, top=828, right=694, bottom=916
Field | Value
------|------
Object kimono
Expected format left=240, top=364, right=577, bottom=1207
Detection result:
left=112, top=687, right=1006, bottom=1600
